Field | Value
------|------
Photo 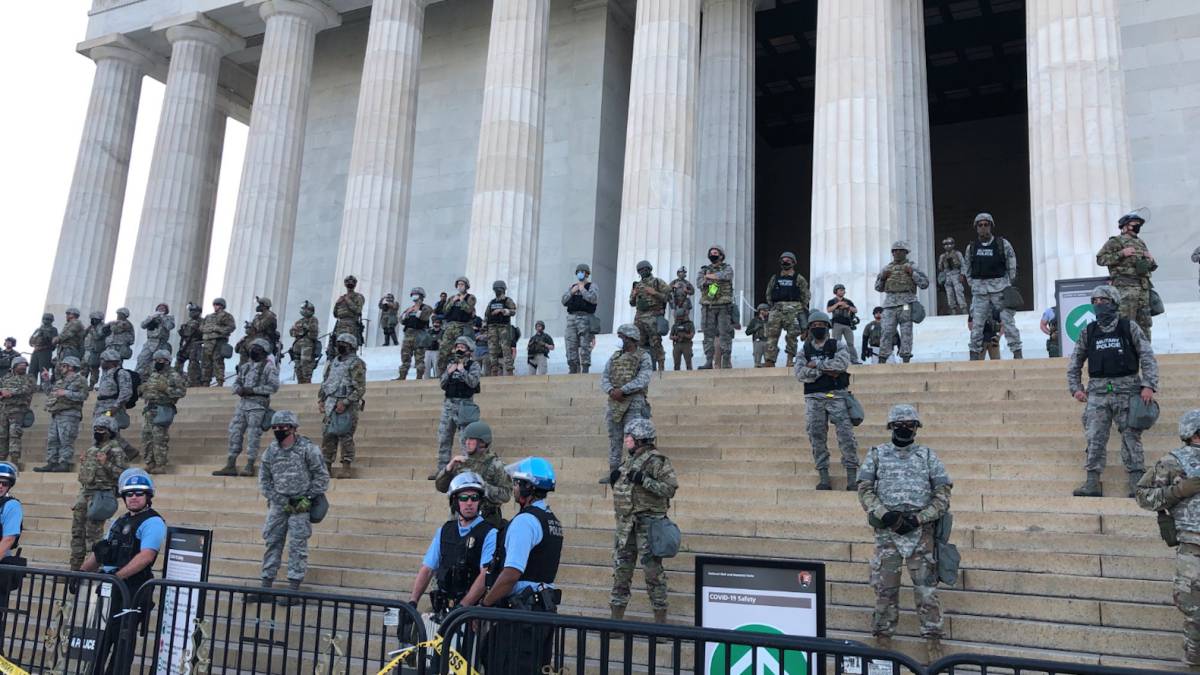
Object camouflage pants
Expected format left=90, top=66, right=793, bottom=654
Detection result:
left=438, top=322, right=471, bottom=374
left=200, top=339, right=227, bottom=386
left=879, top=306, right=914, bottom=361
left=0, top=416, right=23, bottom=460
left=870, top=526, right=943, bottom=638
left=228, top=400, right=268, bottom=462
left=83, top=364, right=100, bottom=389
left=262, top=504, right=312, bottom=582
left=1047, top=333, right=1062, bottom=358
left=672, top=342, right=693, bottom=370
left=321, top=410, right=359, bottom=464
left=1114, top=282, right=1152, bottom=339
left=606, top=397, right=650, bottom=472
left=70, top=490, right=107, bottom=570
left=634, top=315, right=664, bottom=369
left=437, top=399, right=473, bottom=470
left=565, top=313, right=594, bottom=374
left=382, top=327, right=399, bottom=346
left=831, top=324, right=860, bottom=363
left=969, top=291, right=1021, bottom=354
left=943, top=276, right=967, bottom=314
left=805, top=394, right=859, bottom=471
left=701, top=304, right=735, bottom=367
left=1081, top=389, right=1144, bottom=473
left=293, top=341, right=317, bottom=384
left=135, top=340, right=170, bottom=377
left=141, top=407, right=170, bottom=469
left=487, top=325, right=514, bottom=376
left=398, top=334, right=426, bottom=380
left=611, top=514, right=668, bottom=611
left=46, top=411, right=81, bottom=465
left=1173, top=543, right=1200, bottom=665
left=765, top=302, right=804, bottom=364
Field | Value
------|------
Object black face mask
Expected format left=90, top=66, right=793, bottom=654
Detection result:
left=274, top=430, right=290, bottom=443
left=454, top=350, right=469, bottom=358
left=154, top=362, right=167, bottom=372
left=337, top=346, right=350, bottom=356
left=639, top=269, right=652, bottom=278
left=891, top=427, right=916, bottom=446
left=810, top=327, right=828, bottom=340
left=251, top=350, right=267, bottom=362
left=90, top=319, right=101, bottom=326
left=1095, top=303, right=1119, bottom=324
left=780, top=261, right=793, bottom=269
left=708, top=255, right=721, bottom=263
left=94, top=432, right=108, bottom=444
left=495, top=290, right=504, bottom=297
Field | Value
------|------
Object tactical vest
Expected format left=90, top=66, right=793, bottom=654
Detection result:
left=95, top=508, right=161, bottom=593
left=634, top=279, right=666, bottom=313
left=1170, top=446, right=1200, bottom=536
left=0, top=497, right=22, bottom=551
left=487, top=505, right=563, bottom=587
left=436, top=519, right=495, bottom=599
left=321, top=357, right=355, bottom=398
left=1106, top=235, right=1151, bottom=277
left=565, top=285, right=597, bottom=314
left=827, top=298, right=855, bottom=326
left=883, top=263, right=916, bottom=293
left=700, top=265, right=733, bottom=305
left=444, top=296, right=474, bottom=324
left=969, top=238, right=1007, bottom=279
left=402, top=307, right=430, bottom=331
left=940, top=252, right=962, bottom=271
left=771, top=274, right=804, bottom=302
left=608, top=350, right=641, bottom=390
left=612, top=450, right=670, bottom=517
left=872, top=444, right=934, bottom=512
left=801, top=341, right=850, bottom=394
left=443, top=363, right=480, bottom=400
left=1086, top=320, right=1139, bottom=379
left=486, top=299, right=512, bottom=326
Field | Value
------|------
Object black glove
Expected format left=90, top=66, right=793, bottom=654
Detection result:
left=880, top=511, right=902, bottom=528
left=894, top=514, right=921, bottom=535
left=630, top=471, right=646, bottom=486
left=608, top=469, right=620, bottom=485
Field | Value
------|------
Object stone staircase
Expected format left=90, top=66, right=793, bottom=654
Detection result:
left=12, top=355, right=1200, bottom=670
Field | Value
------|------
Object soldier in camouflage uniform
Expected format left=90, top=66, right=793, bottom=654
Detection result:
left=527, top=321, right=555, bottom=375
left=238, top=297, right=278, bottom=365
left=288, top=301, right=320, bottom=384
left=434, top=420, right=513, bottom=528
left=608, top=418, right=677, bottom=623
left=136, top=303, right=175, bottom=377
left=29, top=313, right=57, bottom=384
left=438, top=278, right=477, bottom=374
left=669, top=266, right=694, bottom=314
left=764, top=251, right=810, bottom=368
left=0, top=339, right=16, bottom=380
left=857, top=404, right=952, bottom=662
left=378, top=293, right=400, bottom=346
left=94, top=349, right=138, bottom=460
left=485, top=281, right=518, bottom=376
left=669, top=306, right=695, bottom=371
left=398, top=288, right=433, bottom=380
left=103, top=308, right=135, bottom=363
left=562, top=264, right=600, bottom=374
left=796, top=310, right=859, bottom=491
left=82, top=313, right=105, bottom=388
left=937, top=237, right=968, bottom=315
left=36, top=356, right=89, bottom=473
left=319, top=334, right=367, bottom=476
left=1068, top=285, right=1158, bottom=497
left=213, top=339, right=280, bottom=478
left=176, top=303, right=203, bottom=385
left=1097, top=212, right=1157, bottom=339
left=601, top=324, right=654, bottom=483
left=1136, top=409, right=1200, bottom=667
left=139, top=350, right=187, bottom=473
left=964, top=214, right=1023, bottom=359
left=70, top=416, right=128, bottom=570
left=432, top=336, right=483, bottom=479
left=200, top=298, right=236, bottom=386
left=329, top=275, right=365, bottom=358
left=874, top=241, right=930, bottom=364
left=256, top=410, right=330, bottom=603
left=0, top=357, right=33, bottom=468
left=697, top=245, right=735, bottom=369
left=629, top=261, right=670, bottom=372
left=56, top=308, right=86, bottom=363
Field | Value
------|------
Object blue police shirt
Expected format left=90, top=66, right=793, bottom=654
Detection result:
left=0, top=499, right=22, bottom=557
left=100, top=512, right=166, bottom=573
left=502, top=500, right=555, bottom=596
left=422, top=515, right=498, bottom=571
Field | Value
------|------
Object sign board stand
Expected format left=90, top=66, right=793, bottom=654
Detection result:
left=156, top=527, right=212, bottom=674
left=1054, top=277, right=1109, bottom=356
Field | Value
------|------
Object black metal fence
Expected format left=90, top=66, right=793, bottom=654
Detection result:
left=929, top=654, right=1177, bottom=675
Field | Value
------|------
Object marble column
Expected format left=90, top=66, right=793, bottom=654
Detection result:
left=696, top=0, right=755, bottom=310
left=809, top=0, right=899, bottom=308
left=44, top=36, right=151, bottom=319
left=189, top=111, right=228, bottom=305
left=464, top=0, right=551, bottom=335
left=125, top=15, right=242, bottom=327
left=221, top=0, right=339, bottom=327
left=893, top=0, right=935, bottom=309
left=612, top=0, right=702, bottom=328
left=1027, top=0, right=1133, bottom=310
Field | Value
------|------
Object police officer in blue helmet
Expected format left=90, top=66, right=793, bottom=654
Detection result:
left=0, top=461, right=24, bottom=622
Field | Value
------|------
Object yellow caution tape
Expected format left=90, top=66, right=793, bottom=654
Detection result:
left=376, top=635, right=479, bottom=675
left=0, top=654, right=29, bottom=675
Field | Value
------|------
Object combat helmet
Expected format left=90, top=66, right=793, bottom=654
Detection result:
left=624, top=418, right=657, bottom=442
left=616, top=324, right=641, bottom=342
left=1180, top=410, right=1200, bottom=443
left=887, top=404, right=922, bottom=428
left=462, top=421, right=493, bottom=446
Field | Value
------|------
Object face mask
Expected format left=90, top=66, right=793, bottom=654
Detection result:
left=495, top=290, right=504, bottom=297
left=1095, top=302, right=1119, bottom=324
left=892, top=252, right=906, bottom=263
left=577, top=272, right=586, bottom=281
left=90, top=319, right=101, bottom=326
left=251, top=350, right=267, bottom=362
left=456, top=285, right=466, bottom=294
left=708, top=254, right=720, bottom=263
left=891, top=427, right=916, bottom=446
left=781, top=261, right=793, bottom=269
left=274, top=429, right=290, bottom=443
left=455, top=350, right=468, bottom=358
left=810, top=327, right=828, bottom=340
left=154, top=362, right=166, bottom=372
left=337, top=346, right=350, bottom=356
left=411, top=296, right=420, bottom=303
left=94, top=432, right=108, bottom=444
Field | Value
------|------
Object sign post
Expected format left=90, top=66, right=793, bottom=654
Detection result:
left=1054, top=277, right=1109, bottom=356
left=155, top=527, right=212, bottom=674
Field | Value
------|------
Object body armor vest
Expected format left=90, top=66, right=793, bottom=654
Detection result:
left=1086, top=320, right=1139, bottom=379
left=487, top=505, right=563, bottom=588
left=802, top=341, right=850, bottom=394
left=969, top=238, right=1007, bottom=279
left=566, top=285, right=597, bottom=314
left=436, top=519, right=495, bottom=599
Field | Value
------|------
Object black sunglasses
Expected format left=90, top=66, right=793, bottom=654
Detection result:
left=124, top=490, right=149, bottom=498
left=456, top=494, right=482, bottom=503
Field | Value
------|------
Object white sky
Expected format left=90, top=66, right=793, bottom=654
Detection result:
left=0, top=1, right=245, bottom=351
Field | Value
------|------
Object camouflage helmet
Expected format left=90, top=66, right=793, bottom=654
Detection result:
left=93, top=415, right=119, bottom=434
left=455, top=276, right=470, bottom=289
left=66, top=307, right=80, bottom=317
left=256, top=296, right=272, bottom=309
left=251, top=338, right=272, bottom=353
left=1090, top=285, right=1122, bottom=306
left=115, top=307, right=130, bottom=318
left=89, top=311, right=104, bottom=321
left=756, top=303, right=769, bottom=311
left=534, top=320, right=545, bottom=329
left=1180, top=410, right=1200, bottom=443
left=575, top=263, right=591, bottom=275
left=636, top=260, right=653, bottom=272
left=187, top=303, right=201, bottom=316
left=152, top=349, right=172, bottom=361
left=942, top=237, right=956, bottom=246
left=891, top=241, right=910, bottom=252
left=410, top=287, right=426, bottom=298
left=616, top=323, right=641, bottom=341
left=808, top=310, right=831, bottom=326
left=100, top=348, right=122, bottom=362
left=212, top=297, right=227, bottom=308
left=707, top=245, right=726, bottom=260
left=271, top=410, right=299, bottom=428
left=676, top=266, right=687, bottom=275
left=973, top=212, right=995, bottom=227
left=344, top=275, right=358, bottom=286
left=60, top=356, right=82, bottom=369
left=42, top=312, right=54, bottom=322
left=453, top=335, right=476, bottom=352
left=336, top=333, right=358, bottom=348
left=493, top=280, right=507, bottom=292
left=9, top=356, right=27, bottom=369
left=300, top=301, right=315, bottom=316
left=1118, top=212, right=1146, bottom=230
left=462, top=420, right=493, bottom=446
left=779, top=251, right=797, bottom=264
left=833, top=284, right=846, bottom=292
left=887, top=404, right=922, bottom=428
left=624, top=417, right=657, bottom=441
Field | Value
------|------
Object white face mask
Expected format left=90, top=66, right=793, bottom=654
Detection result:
left=456, top=285, right=466, bottom=293
left=411, top=296, right=420, bottom=303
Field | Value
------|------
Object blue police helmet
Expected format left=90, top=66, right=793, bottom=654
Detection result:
left=118, top=468, right=155, bottom=497
left=0, top=462, right=17, bottom=487
left=506, top=457, right=556, bottom=492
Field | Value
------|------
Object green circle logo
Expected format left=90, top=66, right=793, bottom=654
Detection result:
left=708, top=623, right=809, bottom=675
left=1065, top=304, right=1097, bottom=343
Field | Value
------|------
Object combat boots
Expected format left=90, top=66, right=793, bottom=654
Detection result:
left=845, top=469, right=857, bottom=491
left=871, top=634, right=893, bottom=651
left=610, top=605, right=625, bottom=621
left=277, top=579, right=303, bottom=606
left=239, top=461, right=256, bottom=477
left=1072, top=470, right=1103, bottom=497
left=211, top=458, right=238, bottom=476
left=32, top=463, right=58, bottom=473
left=1012, top=350, right=1023, bottom=359
left=969, top=352, right=983, bottom=361
left=925, top=638, right=944, bottom=663
left=1127, top=470, right=1145, bottom=498
left=653, top=609, right=668, bottom=624
left=815, top=469, right=832, bottom=490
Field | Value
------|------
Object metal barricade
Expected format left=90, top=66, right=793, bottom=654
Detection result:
left=127, top=579, right=428, bottom=674
left=929, top=654, right=1171, bottom=675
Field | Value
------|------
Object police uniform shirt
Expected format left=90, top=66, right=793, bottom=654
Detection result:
left=100, top=511, right=166, bottom=573
left=0, top=499, right=21, bottom=557
left=422, top=515, right=498, bottom=571
left=503, top=500, right=557, bottom=596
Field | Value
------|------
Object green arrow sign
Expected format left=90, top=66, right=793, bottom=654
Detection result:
left=1065, top=303, right=1096, bottom=343
left=708, top=623, right=809, bottom=675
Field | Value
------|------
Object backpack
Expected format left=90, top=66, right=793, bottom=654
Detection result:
left=124, top=369, right=142, bottom=409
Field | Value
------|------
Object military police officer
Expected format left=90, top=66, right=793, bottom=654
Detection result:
left=964, top=213, right=1023, bottom=359
left=609, top=418, right=678, bottom=624
left=288, top=301, right=320, bottom=384
left=857, top=404, right=952, bottom=662
left=139, top=350, right=187, bottom=473
left=562, top=264, right=600, bottom=374
left=411, top=472, right=498, bottom=617
left=435, top=421, right=512, bottom=528
left=330, top=275, right=366, bottom=356
left=764, top=251, right=810, bottom=368
left=200, top=298, right=236, bottom=386
left=319, top=334, right=367, bottom=477
left=70, top=416, right=128, bottom=570
left=669, top=306, right=696, bottom=371
left=697, top=245, right=736, bottom=369
left=104, top=308, right=135, bottom=363
left=826, top=284, right=861, bottom=364
left=93, top=348, right=137, bottom=459
left=485, top=281, right=518, bottom=376
left=937, top=237, right=968, bottom=315
left=38, top=356, right=89, bottom=472
left=746, top=303, right=770, bottom=367
left=439, top=277, right=478, bottom=373
left=874, top=241, right=930, bottom=363
left=0, top=357, right=33, bottom=468
left=796, top=310, right=859, bottom=490
left=1097, top=212, right=1157, bottom=339
left=239, top=297, right=278, bottom=364
left=214, top=338, right=280, bottom=477
left=398, top=288, right=434, bottom=380
left=629, top=261, right=670, bottom=372
left=136, top=303, right=175, bottom=377
left=669, top=266, right=694, bottom=313
left=432, top=336, right=483, bottom=479
left=1068, top=285, right=1158, bottom=497
left=601, top=324, right=654, bottom=483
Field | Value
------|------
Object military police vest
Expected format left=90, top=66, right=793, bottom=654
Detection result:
left=565, top=285, right=597, bottom=314
left=1170, top=446, right=1200, bottom=536
left=436, top=519, right=495, bottom=599
left=486, top=299, right=512, bottom=326
left=1086, top=320, right=1139, bottom=379
left=801, top=341, right=850, bottom=394
left=401, top=307, right=430, bottom=331
left=444, top=296, right=475, bottom=323
left=871, top=444, right=935, bottom=512
left=443, top=363, right=480, bottom=400
left=771, top=274, right=804, bottom=302
left=969, top=238, right=1008, bottom=279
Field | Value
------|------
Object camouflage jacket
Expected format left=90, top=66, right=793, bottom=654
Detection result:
left=45, top=371, right=89, bottom=415
left=629, top=277, right=670, bottom=317
left=561, top=282, right=600, bottom=310
left=140, top=368, right=187, bottom=407
left=333, top=292, right=365, bottom=321
left=0, top=372, right=34, bottom=416
left=613, top=446, right=677, bottom=518
left=937, top=250, right=965, bottom=273
left=795, top=338, right=853, bottom=394
left=379, top=300, right=399, bottom=329
left=58, top=318, right=86, bottom=351
left=874, top=260, right=930, bottom=307
left=140, top=313, right=175, bottom=344
left=78, top=439, right=128, bottom=491
left=442, top=293, right=476, bottom=323
left=83, top=325, right=105, bottom=360
left=696, top=263, right=735, bottom=306
left=440, top=357, right=481, bottom=398
left=399, top=303, right=433, bottom=335
left=260, top=435, right=330, bottom=504
left=1065, top=318, right=1158, bottom=395
left=745, top=316, right=769, bottom=342
left=601, top=348, right=653, bottom=418
left=527, top=333, right=555, bottom=356
left=200, top=310, right=236, bottom=341
left=178, top=317, right=201, bottom=355
left=289, top=316, right=320, bottom=346
left=1097, top=234, right=1156, bottom=284
left=1137, top=444, right=1200, bottom=544
left=234, top=359, right=280, bottom=406
left=434, top=448, right=513, bottom=508
left=246, top=310, right=278, bottom=343
left=669, top=278, right=694, bottom=311
left=94, top=367, right=133, bottom=414
left=764, top=271, right=811, bottom=307
left=670, top=320, right=695, bottom=343
left=104, top=319, right=134, bottom=347
left=30, top=324, right=57, bottom=351
left=319, top=355, right=367, bottom=409
left=858, top=441, right=952, bottom=555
